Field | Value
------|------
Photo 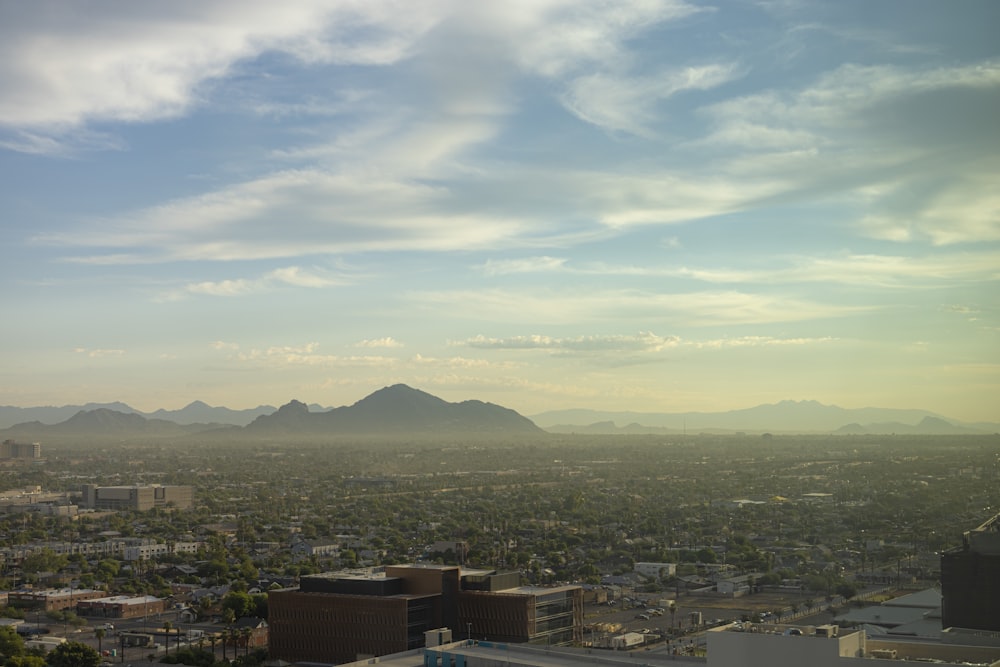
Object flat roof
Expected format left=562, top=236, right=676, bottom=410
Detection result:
left=340, top=641, right=703, bottom=667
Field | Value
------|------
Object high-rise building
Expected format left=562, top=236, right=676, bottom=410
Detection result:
left=941, top=512, right=1000, bottom=631
left=0, top=439, right=41, bottom=460
left=268, top=564, right=583, bottom=664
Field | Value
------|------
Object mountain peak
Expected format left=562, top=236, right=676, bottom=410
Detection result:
left=245, top=386, right=541, bottom=436
left=276, top=399, right=309, bottom=414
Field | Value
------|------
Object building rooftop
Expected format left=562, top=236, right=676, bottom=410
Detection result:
left=339, top=640, right=703, bottom=667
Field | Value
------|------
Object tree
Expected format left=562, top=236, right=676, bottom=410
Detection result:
left=94, top=628, right=105, bottom=657
left=44, top=641, right=100, bottom=667
left=20, top=549, right=68, bottom=575
left=0, top=625, right=25, bottom=659
left=222, top=591, right=253, bottom=620
left=163, top=620, right=172, bottom=656
left=241, top=627, right=253, bottom=657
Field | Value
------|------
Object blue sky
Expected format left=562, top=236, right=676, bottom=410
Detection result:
left=1, top=0, right=998, bottom=421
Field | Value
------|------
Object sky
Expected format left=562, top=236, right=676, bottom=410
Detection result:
left=1, top=1, right=998, bottom=422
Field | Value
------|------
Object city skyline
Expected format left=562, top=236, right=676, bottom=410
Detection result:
left=1, top=1, right=998, bottom=420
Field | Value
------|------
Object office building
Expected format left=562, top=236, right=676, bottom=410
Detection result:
left=0, top=440, right=41, bottom=461
left=81, top=484, right=193, bottom=511
left=268, top=564, right=582, bottom=664
left=941, top=512, right=1000, bottom=631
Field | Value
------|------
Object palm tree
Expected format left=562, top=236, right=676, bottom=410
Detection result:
left=230, top=627, right=241, bottom=658
left=242, top=626, right=253, bottom=657
left=95, top=627, right=105, bottom=656
left=163, top=620, right=172, bottom=656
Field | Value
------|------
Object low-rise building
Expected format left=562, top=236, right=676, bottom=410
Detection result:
left=9, top=588, right=105, bottom=612
left=76, top=595, right=166, bottom=620
left=81, top=484, right=193, bottom=511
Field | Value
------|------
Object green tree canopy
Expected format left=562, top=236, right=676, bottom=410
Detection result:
left=0, top=625, right=25, bottom=659
left=44, top=641, right=100, bottom=667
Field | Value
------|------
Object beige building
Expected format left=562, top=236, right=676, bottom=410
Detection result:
left=705, top=622, right=1000, bottom=667
left=81, top=484, right=192, bottom=511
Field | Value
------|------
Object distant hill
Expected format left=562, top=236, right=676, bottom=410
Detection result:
left=832, top=416, right=983, bottom=436
left=246, top=384, right=543, bottom=436
left=0, top=408, right=227, bottom=438
left=2, top=394, right=995, bottom=438
left=0, top=401, right=275, bottom=429
left=145, top=400, right=277, bottom=426
left=1, top=385, right=542, bottom=439
left=532, top=400, right=999, bottom=434
left=0, top=402, right=140, bottom=429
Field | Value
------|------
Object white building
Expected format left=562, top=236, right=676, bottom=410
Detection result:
left=705, top=622, right=1000, bottom=667
left=634, top=562, right=677, bottom=579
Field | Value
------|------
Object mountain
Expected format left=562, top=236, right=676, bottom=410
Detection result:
left=0, top=408, right=227, bottom=438
left=0, top=402, right=141, bottom=429
left=832, top=416, right=983, bottom=436
left=246, top=384, right=543, bottom=436
left=0, top=401, right=276, bottom=429
left=531, top=400, right=999, bottom=434
left=145, top=400, right=276, bottom=426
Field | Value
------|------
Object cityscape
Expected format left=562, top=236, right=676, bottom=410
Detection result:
left=1, top=1, right=998, bottom=666
left=0, top=385, right=997, bottom=665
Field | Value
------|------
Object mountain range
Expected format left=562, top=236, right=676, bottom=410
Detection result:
left=0, top=385, right=542, bottom=439
left=1, top=391, right=996, bottom=438
left=531, top=400, right=999, bottom=435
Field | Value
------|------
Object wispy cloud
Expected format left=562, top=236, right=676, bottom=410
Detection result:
left=456, top=332, right=835, bottom=353
left=562, top=64, right=739, bottom=136
left=475, top=250, right=1000, bottom=287
left=0, top=2, right=441, bottom=131
left=701, top=60, right=1000, bottom=244
left=480, top=256, right=568, bottom=276
left=354, top=337, right=404, bottom=349
left=460, top=332, right=679, bottom=352
left=165, top=265, right=344, bottom=299
left=416, top=288, right=869, bottom=326
left=73, top=347, right=125, bottom=358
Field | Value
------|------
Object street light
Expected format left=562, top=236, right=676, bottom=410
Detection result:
left=466, top=622, right=471, bottom=643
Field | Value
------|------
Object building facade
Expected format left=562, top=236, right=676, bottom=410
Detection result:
left=8, top=588, right=105, bottom=612
left=941, top=513, right=1000, bottom=631
left=268, top=564, right=583, bottom=664
left=76, top=595, right=166, bottom=619
left=81, top=484, right=193, bottom=511
left=0, top=440, right=41, bottom=461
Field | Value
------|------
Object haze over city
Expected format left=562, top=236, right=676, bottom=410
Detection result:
left=1, top=1, right=998, bottom=421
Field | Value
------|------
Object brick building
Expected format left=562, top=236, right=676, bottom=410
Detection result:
left=268, top=564, right=582, bottom=664
left=76, top=595, right=166, bottom=620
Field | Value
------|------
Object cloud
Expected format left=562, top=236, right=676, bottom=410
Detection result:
left=561, top=64, right=739, bottom=136
left=212, top=340, right=516, bottom=372
left=162, top=265, right=345, bottom=299
left=700, top=60, right=1000, bottom=244
left=73, top=347, right=125, bottom=358
left=0, top=1, right=441, bottom=131
left=460, top=332, right=680, bottom=352
left=416, top=288, right=868, bottom=326
left=457, top=332, right=835, bottom=353
left=480, top=257, right=568, bottom=276
left=473, top=250, right=1000, bottom=287
left=354, top=337, right=404, bottom=349
left=40, top=169, right=535, bottom=263
left=690, top=336, right=836, bottom=349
